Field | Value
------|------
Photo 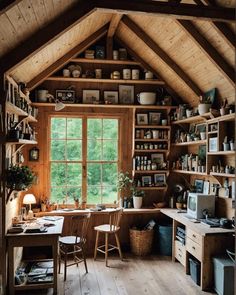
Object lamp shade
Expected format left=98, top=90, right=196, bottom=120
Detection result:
left=23, top=194, right=36, bottom=205
left=55, top=100, right=65, bottom=111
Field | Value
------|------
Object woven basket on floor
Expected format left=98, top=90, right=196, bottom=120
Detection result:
left=129, top=228, right=154, bottom=256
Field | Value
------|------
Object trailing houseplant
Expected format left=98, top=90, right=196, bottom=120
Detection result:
left=6, top=164, right=36, bottom=203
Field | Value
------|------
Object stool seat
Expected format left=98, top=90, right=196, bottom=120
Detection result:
left=94, top=224, right=120, bottom=233
left=59, top=236, right=82, bottom=245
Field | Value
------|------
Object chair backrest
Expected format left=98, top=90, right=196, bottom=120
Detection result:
left=108, top=208, right=123, bottom=231
left=70, top=213, right=91, bottom=243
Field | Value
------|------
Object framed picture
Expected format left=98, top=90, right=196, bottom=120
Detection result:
left=137, top=113, right=148, bottom=125
left=82, top=90, right=100, bottom=104
left=103, top=91, right=118, bottom=104
left=203, top=88, right=216, bottom=105
left=56, top=90, right=75, bottom=103
left=119, top=85, right=134, bottom=104
left=194, top=179, right=204, bottom=193
left=209, top=137, right=218, bottom=152
left=142, top=176, right=152, bottom=187
left=149, top=112, right=161, bottom=125
left=29, top=147, right=39, bottom=161
left=151, top=153, right=164, bottom=165
left=203, top=181, right=210, bottom=194
left=195, top=123, right=206, bottom=134
left=154, top=174, right=166, bottom=186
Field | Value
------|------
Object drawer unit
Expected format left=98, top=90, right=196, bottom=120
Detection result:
left=175, top=240, right=186, bottom=266
left=186, top=238, right=202, bottom=261
left=187, top=228, right=202, bottom=246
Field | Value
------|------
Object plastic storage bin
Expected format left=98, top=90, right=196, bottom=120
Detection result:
left=156, top=224, right=173, bottom=256
left=189, top=258, right=201, bottom=286
left=213, top=256, right=234, bottom=295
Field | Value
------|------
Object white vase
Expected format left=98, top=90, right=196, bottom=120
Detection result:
left=198, top=104, right=211, bottom=115
left=133, top=196, right=143, bottom=209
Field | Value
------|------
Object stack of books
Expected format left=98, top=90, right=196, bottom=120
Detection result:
left=85, top=50, right=95, bottom=59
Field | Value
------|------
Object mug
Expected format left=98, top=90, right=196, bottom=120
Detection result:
left=113, top=50, right=119, bottom=60
left=37, top=89, right=49, bottom=102
left=123, top=69, right=131, bottom=80
left=63, top=69, right=70, bottom=77
left=132, top=69, right=140, bottom=80
left=145, top=71, right=153, bottom=80
left=161, top=119, right=168, bottom=126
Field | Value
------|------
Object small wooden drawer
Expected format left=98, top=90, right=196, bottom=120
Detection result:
left=175, top=240, right=186, bottom=267
left=187, top=228, right=202, bottom=246
left=186, top=238, right=202, bottom=261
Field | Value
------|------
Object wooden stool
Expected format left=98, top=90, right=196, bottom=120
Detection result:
left=94, top=208, right=123, bottom=266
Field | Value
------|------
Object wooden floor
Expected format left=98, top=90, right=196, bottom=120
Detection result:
left=19, top=255, right=216, bottom=295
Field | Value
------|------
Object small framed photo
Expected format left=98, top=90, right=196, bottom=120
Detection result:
left=142, top=176, right=152, bottom=187
left=194, top=179, right=204, bottom=193
left=203, top=180, right=210, bottom=194
left=209, top=137, right=218, bottom=152
left=56, top=90, right=75, bottom=103
left=29, top=147, right=39, bottom=161
left=137, top=114, right=148, bottom=125
left=195, top=123, right=206, bottom=134
left=149, top=112, right=161, bottom=125
left=82, top=90, right=100, bottom=104
left=154, top=174, right=166, bottom=186
left=151, top=153, right=164, bottom=165
left=104, top=91, right=118, bottom=104
left=119, top=85, right=134, bottom=104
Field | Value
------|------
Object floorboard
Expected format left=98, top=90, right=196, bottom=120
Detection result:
left=18, top=255, right=216, bottom=295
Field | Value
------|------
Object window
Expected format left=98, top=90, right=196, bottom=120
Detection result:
left=50, top=116, right=119, bottom=204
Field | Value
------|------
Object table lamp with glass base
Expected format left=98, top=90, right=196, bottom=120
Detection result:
left=23, top=194, right=36, bottom=219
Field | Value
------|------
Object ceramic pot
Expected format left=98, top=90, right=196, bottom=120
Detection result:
left=200, top=132, right=206, bottom=140
left=133, top=196, right=142, bottom=209
left=198, top=103, right=211, bottom=115
left=137, top=92, right=156, bottom=105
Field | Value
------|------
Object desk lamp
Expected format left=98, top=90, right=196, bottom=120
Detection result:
left=23, top=194, right=36, bottom=219
left=55, top=99, right=65, bottom=111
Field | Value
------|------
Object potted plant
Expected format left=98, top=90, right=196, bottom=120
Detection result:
left=176, top=195, right=184, bottom=209
left=74, top=196, right=80, bottom=209
left=132, top=187, right=145, bottom=209
left=6, top=164, right=36, bottom=203
left=198, top=95, right=212, bottom=115
left=117, top=171, right=133, bottom=207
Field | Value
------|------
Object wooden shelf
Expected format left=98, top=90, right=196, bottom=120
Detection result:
left=172, top=140, right=207, bottom=146
left=46, top=76, right=165, bottom=85
left=6, top=101, right=28, bottom=117
left=208, top=151, right=235, bottom=155
left=6, top=139, right=37, bottom=145
left=32, top=102, right=176, bottom=110
left=208, top=131, right=218, bottom=135
left=210, top=172, right=235, bottom=178
left=70, top=58, right=141, bottom=65
left=171, top=113, right=211, bottom=124
left=135, top=125, right=170, bottom=129
left=134, top=139, right=169, bottom=142
left=133, top=170, right=169, bottom=174
left=172, top=170, right=207, bottom=176
left=134, top=149, right=169, bottom=153
left=207, top=113, right=235, bottom=123
left=136, top=186, right=167, bottom=191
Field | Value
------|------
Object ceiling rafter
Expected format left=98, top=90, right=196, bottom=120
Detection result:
left=0, top=0, right=96, bottom=75
left=121, top=16, right=202, bottom=96
left=27, top=24, right=110, bottom=90
left=94, top=0, right=235, bottom=23
left=177, top=20, right=235, bottom=85
left=192, top=0, right=235, bottom=49
left=106, top=14, right=123, bottom=59
left=114, top=36, right=182, bottom=104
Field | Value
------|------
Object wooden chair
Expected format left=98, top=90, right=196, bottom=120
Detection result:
left=58, top=213, right=91, bottom=280
left=94, top=208, right=123, bottom=266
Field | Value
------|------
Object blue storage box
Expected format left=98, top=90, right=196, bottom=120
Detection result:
left=156, top=224, right=173, bottom=256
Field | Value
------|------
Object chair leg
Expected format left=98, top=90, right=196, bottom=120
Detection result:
left=74, top=245, right=79, bottom=267
left=94, top=231, right=99, bottom=260
left=82, top=245, right=88, bottom=273
left=105, top=233, right=109, bottom=267
left=64, top=253, right=67, bottom=281
left=115, top=232, right=123, bottom=260
left=58, top=251, right=61, bottom=274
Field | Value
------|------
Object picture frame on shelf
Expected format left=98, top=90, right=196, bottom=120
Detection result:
left=136, top=114, right=148, bottom=125
left=203, top=180, right=210, bottom=194
left=151, top=153, right=164, bottom=165
left=149, top=112, right=161, bottom=125
left=56, top=90, right=75, bottom=103
left=142, top=176, right=152, bottom=187
left=103, top=91, right=119, bottom=104
left=154, top=174, right=166, bottom=186
left=119, top=85, right=134, bottom=104
left=194, top=179, right=204, bottom=193
left=195, top=123, right=206, bottom=133
left=82, top=90, right=100, bottom=104
left=209, top=137, right=218, bottom=152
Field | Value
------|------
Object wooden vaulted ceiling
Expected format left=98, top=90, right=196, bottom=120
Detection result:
left=0, top=0, right=235, bottom=106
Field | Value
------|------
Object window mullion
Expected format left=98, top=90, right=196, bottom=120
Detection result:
left=82, top=117, right=87, bottom=203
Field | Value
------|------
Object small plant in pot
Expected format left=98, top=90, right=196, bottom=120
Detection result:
left=6, top=164, right=36, bottom=203
left=117, top=171, right=133, bottom=207
left=198, top=95, right=212, bottom=115
left=132, top=187, right=145, bottom=209
left=176, top=195, right=184, bottom=210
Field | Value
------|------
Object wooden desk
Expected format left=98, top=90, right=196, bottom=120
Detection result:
left=160, top=209, right=234, bottom=291
left=7, top=217, right=64, bottom=295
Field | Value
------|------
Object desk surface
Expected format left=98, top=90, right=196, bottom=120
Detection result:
left=160, top=209, right=234, bottom=236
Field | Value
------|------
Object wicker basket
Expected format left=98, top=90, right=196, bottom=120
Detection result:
left=129, top=228, right=154, bottom=256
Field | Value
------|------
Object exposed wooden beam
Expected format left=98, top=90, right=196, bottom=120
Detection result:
left=27, top=24, right=109, bottom=90
left=106, top=14, right=123, bottom=59
left=94, top=0, right=235, bottom=23
left=121, top=16, right=202, bottom=96
left=177, top=20, right=235, bottom=85
left=0, top=0, right=96, bottom=75
left=114, top=36, right=182, bottom=104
